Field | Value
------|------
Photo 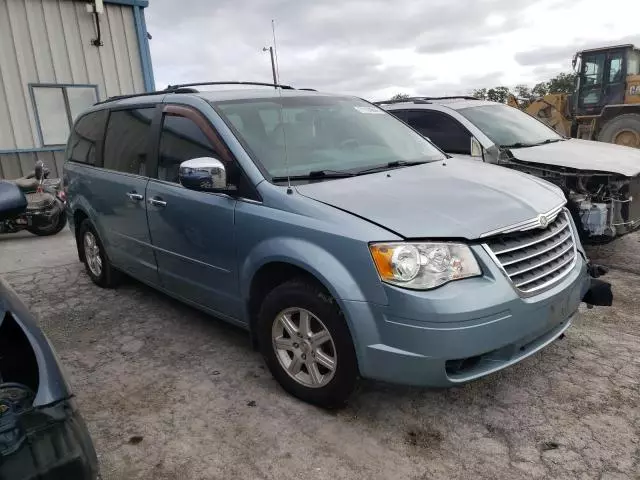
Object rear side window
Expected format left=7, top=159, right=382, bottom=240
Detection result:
left=157, top=115, right=220, bottom=183
left=103, top=108, right=155, bottom=175
left=405, top=110, right=472, bottom=154
left=67, top=110, right=108, bottom=166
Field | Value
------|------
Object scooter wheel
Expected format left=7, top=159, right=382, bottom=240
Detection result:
left=26, top=210, right=67, bottom=236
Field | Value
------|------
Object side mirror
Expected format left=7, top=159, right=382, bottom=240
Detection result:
left=0, top=181, right=27, bottom=221
left=178, top=157, right=234, bottom=193
left=470, top=137, right=485, bottom=160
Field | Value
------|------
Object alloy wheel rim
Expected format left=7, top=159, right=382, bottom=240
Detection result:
left=83, top=231, right=102, bottom=277
left=272, top=307, right=337, bottom=388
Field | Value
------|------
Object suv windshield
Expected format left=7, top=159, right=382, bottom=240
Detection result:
left=211, top=95, right=445, bottom=179
left=458, top=104, right=564, bottom=148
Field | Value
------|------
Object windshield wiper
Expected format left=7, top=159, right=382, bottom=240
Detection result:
left=272, top=169, right=356, bottom=182
left=353, top=160, right=431, bottom=175
left=501, top=138, right=565, bottom=149
left=500, top=142, right=533, bottom=149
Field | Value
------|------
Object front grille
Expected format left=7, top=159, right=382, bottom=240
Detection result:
left=484, top=210, right=577, bottom=294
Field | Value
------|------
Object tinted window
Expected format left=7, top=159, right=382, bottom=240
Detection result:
left=67, top=110, right=108, bottom=166
left=405, top=110, right=471, bottom=154
left=103, top=108, right=155, bottom=175
left=158, top=115, right=219, bottom=183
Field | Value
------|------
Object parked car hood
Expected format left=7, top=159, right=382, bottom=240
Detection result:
left=509, top=138, right=640, bottom=177
left=295, top=158, right=565, bottom=239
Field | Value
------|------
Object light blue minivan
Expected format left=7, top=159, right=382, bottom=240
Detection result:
left=63, top=83, right=607, bottom=407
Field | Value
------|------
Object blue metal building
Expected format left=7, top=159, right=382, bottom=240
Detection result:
left=0, top=0, right=155, bottom=179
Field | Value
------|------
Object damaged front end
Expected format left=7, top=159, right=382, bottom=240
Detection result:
left=497, top=155, right=640, bottom=243
left=0, top=279, right=98, bottom=480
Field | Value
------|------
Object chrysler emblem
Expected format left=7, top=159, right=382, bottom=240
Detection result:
left=538, top=214, right=549, bottom=228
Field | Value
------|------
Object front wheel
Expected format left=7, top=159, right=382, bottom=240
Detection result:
left=257, top=279, right=358, bottom=408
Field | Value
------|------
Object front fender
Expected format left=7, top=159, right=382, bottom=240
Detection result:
left=240, top=237, right=369, bottom=304
left=240, top=237, right=385, bottom=362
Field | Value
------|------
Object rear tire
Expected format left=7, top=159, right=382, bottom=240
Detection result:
left=78, top=219, right=120, bottom=288
left=597, top=114, right=640, bottom=148
left=257, top=279, right=358, bottom=409
left=27, top=208, right=67, bottom=236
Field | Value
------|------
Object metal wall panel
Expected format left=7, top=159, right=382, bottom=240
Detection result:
left=0, top=154, right=22, bottom=180
left=121, top=6, right=145, bottom=93
left=0, top=0, right=147, bottom=179
left=5, top=1, right=40, bottom=148
left=0, top=150, right=66, bottom=179
left=0, top=0, right=33, bottom=148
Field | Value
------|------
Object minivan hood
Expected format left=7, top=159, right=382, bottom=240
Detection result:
left=295, top=158, right=565, bottom=239
left=510, top=138, right=640, bottom=177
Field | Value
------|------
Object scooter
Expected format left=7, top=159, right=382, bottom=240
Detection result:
left=0, top=161, right=67, bottom=236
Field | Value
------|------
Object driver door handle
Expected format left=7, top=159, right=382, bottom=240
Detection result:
left=148, top=197, right=167, bottom=207
left=126, top=192, right=144, bottom=201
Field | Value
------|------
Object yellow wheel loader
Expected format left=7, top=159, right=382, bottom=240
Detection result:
left=509, top=44, right=640, bottom=148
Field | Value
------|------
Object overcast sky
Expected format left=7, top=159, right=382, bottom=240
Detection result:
left=146, top=0, right=639, bottom=100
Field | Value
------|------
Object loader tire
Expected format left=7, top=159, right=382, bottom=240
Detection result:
left=597, top=114, right=640, bottom=148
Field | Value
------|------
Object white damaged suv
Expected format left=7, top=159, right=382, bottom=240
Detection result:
left=381, top=97, right=640, bottom=244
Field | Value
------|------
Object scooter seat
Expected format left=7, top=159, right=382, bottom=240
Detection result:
left=11, top=177, right=39, bottom=192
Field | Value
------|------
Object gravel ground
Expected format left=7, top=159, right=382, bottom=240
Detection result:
left=2, top=229, right=639, bottom=480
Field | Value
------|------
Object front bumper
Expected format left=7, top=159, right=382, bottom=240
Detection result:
left=0, top=398, right=98, bottom=480
left=343, top=249, right=591, bottom=387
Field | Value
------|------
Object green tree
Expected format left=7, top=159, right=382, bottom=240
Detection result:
left=531, top=81, right=549, bottom=98
left=470, top=71, right=577, bottom=104
left=547, top=72, right=577, bottom=94
left=390, top=93, right=410, bottom=101
left=486, top=86, right=511, bottom=103
left=512, top=84, right=533, bottom=108
left=471, top=88, right=487, bottom=100
left=514, top=84, right=532, bottom=100
left=531, top=73, right=577, bottom=98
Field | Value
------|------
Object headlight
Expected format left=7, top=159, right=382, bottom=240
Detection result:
left=369, top=242, right=481, bottom=290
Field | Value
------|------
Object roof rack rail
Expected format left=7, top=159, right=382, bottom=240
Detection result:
left=374, top=95, right=478, bottom=106
left=165, top=81, right=295, bottom=90
left=419, top=96, right=478, bottom=101
left=373, top=97, right=430, bottom=105
left=94, top=81, right=298, bottom=106
left=94, top=89, right=170, bottom=105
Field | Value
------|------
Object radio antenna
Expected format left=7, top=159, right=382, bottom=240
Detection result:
left=272, top=19, right=291, bottom=192
left=271, top=20, right=281, bottom=84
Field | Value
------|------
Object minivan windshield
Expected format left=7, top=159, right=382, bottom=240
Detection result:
left=211, top=95, right=445, bottom=180
left=458, top=104, right=564, bottom=148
